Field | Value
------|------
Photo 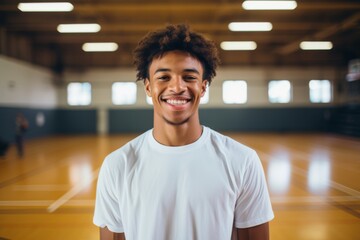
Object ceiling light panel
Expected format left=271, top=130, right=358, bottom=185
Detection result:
left=82, top=42, right=119, bottom=52
left=18, top=2, right=74, bottom=12
left=300, top=41, right=333, bottom=50
left=221, top=41, right=257, bottom=51
left=229, top=22, right=273, bottom=31
left=242, top=1, right=297, bottom=10
left=57, top=24, right=101, bottom=33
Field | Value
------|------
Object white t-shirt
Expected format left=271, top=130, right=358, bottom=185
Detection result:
left=93, top=126, right=274, bottom=240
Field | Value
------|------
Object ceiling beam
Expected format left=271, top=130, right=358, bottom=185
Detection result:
left=276, top=12, right=360, bottom=55
left=32, top=33, right=307, bottom=44
left=6, top=22, right=332, bottom=32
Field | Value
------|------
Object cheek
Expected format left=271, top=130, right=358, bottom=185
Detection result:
left=195, top=84, right=205, bottom=96
left=150, top=84, right=163, bottom=99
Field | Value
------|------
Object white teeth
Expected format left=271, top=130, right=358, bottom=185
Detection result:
left=166, top=99, right=188, bottom=105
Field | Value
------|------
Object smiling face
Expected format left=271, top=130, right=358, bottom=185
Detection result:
left=145, top=50, right=207, bottom=127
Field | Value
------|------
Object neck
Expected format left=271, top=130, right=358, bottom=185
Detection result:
left=152, top=119, right=203, bottom=146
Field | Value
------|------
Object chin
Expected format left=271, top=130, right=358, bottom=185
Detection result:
left=163, top=116, right=191, bottom=126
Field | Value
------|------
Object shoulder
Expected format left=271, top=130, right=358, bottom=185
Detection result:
left=204, top=126, right=261, bottom=175
left=205, top=126, right=256, bottom=158
left=102, top=130, right=150, bottom=170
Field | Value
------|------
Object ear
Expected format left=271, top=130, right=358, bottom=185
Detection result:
left=201, top=80, right=208, bottom=97
left=145, top=78, right=151, bottom=97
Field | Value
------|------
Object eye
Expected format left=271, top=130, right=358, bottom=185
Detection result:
left=156, top=75, right=170, bottom=81
left=183, top=75, right=197, bottom=81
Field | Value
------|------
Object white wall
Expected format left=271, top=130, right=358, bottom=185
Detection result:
left=59, top=66, right=344, bottom=109
left=0, top=55, right=346, bottom=135
left=0, top=55, right=58, bottom=108
left=0, top=55, right=346, bottom=110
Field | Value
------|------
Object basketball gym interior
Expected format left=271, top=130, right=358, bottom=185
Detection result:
left=0, top=1, right=359, bottom=239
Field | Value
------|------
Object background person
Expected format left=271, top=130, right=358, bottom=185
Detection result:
left=15, top=112, right=28, bottom=158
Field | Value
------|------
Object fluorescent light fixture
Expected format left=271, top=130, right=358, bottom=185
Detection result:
left=18, top=2, right=74, bottom=12
left=242, top=1, right=297, bottom=10
left=57, top=24, right=101, bottom=33
left=229, top=22, right=273, bottom=31
left=220, top=41, right=257, bottom=50
left=82, top=42, right=119, bottom=52
left=300, top=41, right=333, bottom=50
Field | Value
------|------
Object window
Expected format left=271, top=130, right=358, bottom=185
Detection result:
left=67, top=82, right=91, bottom=106
left=112, top=82, right=137, bottom=105
left=146, top=95, right=153, bottom=105
left=268, top=80, right=291, bottom=103
left=222, top=80, right=247, bottom=104
left=200, top=85, right=209, bottom=104
left=309, top=80, right=331, bottom=103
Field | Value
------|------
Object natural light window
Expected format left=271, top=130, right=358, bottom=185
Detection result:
left=200, top=85, right=209, bottom=104
left=268, top=80, right=291, bottom=103
left=146, top=95, right=153, bottom=105
left=309, top=80, right=331, bottom=103
left=67, top=82, right=91, bottom=106
left=222, top=80, right=247, bottom=104
left=112, top=82, right=137, bottom=105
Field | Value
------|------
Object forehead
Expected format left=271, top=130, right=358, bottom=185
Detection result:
left=149, top=50, right=203, bottom=74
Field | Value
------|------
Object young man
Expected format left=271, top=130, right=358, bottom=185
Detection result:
left=93, top=24, right=274, bottom=240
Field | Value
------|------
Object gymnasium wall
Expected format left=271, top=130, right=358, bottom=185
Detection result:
left=59, top=66, right=345, bottom=108
left=0, top=54, right=98, bottom=142
left=0, top=55, right=57, bottom=107
left=199, top=107, right=334, bottom=132
left=58, top=67, right=345, bottom=134
left=0, top=55, right=58, bottom=142
left=0, top=106, right=58, bottom=142
left=2, top=55, right=357, bottom=140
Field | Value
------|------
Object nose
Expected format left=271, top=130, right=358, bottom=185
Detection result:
left=168, top=76, right=186, bottom=93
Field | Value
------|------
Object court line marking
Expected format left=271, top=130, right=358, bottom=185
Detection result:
left=47, top=168, right=100, bottom=213
left=0, top=200, right=95, bottom=207
left=258, top=151, right=360, bottom=197
left=290, top=165, right=360, bottom=197
left=271, top=196, right=360, bottom=204
left=0, top=157, right=72, bottom=189
left=289, top=149, right=360, bottom=174
left=0, top=200, right=52, bottom=206
left=12, top=185, right=70, bottom=191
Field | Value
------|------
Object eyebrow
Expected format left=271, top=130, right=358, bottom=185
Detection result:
left=154, top=68, right=200, bottom=75
left=154, top=68, right=170, bottom=74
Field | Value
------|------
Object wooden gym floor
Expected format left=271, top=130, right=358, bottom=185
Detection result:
left=0, top=132, right=359, bottom=240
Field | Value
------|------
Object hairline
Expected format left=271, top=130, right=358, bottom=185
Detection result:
left=146, top=50, right=207, bottom=81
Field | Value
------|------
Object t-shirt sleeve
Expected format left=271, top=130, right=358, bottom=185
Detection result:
left=234, top=150, right=274, bottom=228
left=93, top=156, right=124, bottom=233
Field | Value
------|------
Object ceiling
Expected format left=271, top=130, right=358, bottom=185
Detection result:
left=0, top=0, right=360, bottom=73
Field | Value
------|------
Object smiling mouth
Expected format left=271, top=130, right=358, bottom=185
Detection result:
left=165, top=99, right=189, bottom=105
left=161, top=95, right=192, bottom=106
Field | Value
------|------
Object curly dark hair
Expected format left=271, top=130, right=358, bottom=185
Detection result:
left=133, top=24, right=220, bottom=85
